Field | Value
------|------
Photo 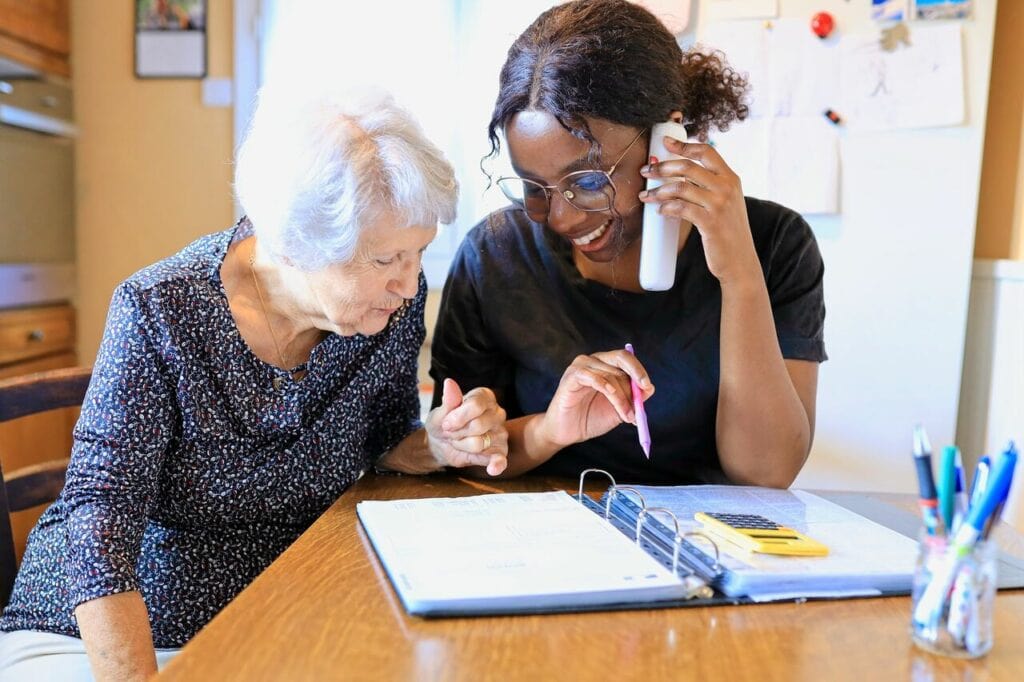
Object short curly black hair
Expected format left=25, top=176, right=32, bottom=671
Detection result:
left=487, top=0, right=749, bottom=162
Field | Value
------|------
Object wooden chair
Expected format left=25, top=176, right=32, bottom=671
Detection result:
left=0, top=366, right=92, bottom=607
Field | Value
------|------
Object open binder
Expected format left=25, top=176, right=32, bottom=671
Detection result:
left=357, top=470, right=1024, bottom=618
left=357, top=469, right=726, bottom=616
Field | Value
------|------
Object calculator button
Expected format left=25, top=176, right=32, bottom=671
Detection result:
left=707, top=513, right=781, bottom=530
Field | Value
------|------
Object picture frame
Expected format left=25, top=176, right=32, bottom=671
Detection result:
left=134, top=0, right=208, bottom=79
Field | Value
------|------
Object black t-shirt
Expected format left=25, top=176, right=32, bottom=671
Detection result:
left=430, top=199, right=826, bottom=485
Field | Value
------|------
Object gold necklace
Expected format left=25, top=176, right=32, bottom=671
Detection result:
left=248, top=250, right=292, bottom=381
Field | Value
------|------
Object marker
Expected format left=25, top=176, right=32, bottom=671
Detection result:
left=912, top=425, right=944, bottom=537
left=624, top=344, right=651, bottom=458
left=938, top=445, right=958, bottom=532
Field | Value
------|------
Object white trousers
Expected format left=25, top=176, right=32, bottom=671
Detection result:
left=0, top=630, right=180, bottom=681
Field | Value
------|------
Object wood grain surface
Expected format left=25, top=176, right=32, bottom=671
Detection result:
left=159, top=474, right=1024, bottom=682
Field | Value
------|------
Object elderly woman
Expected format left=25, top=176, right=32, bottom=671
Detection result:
left=0, top=87, right=508, bottom=680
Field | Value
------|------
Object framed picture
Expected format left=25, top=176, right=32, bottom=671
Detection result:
left=134, top=0, right=207, bottom=79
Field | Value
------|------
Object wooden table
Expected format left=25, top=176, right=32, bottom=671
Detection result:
left=159, top=474, right=1024, bottom=682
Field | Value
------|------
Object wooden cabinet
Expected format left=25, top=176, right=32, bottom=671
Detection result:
left=0, top=0, right=70, bottom=77
left=0, top=304, right=77, bottom=561
left=0, top=304, right=76, bottom=368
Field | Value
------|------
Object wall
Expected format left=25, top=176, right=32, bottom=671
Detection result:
left=974, top=0, right=1024, bottom=261
left=72, top=2, right=235, bottom=360
left=690, top=1, right=999, bottom=494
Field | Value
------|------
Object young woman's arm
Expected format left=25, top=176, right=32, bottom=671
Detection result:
left=640, top=138, right=819, bottom=487
left=716, top=275, right=817, bottom=487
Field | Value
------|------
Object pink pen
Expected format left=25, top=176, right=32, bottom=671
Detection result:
left=624, top=344, right=651, bottom=458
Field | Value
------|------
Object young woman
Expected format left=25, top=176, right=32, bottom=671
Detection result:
left=431, top=0, right=826, bottom=487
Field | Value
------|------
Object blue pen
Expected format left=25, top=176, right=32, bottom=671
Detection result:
left=983, top=442, right=1018, bottom=539
left=957, top=442, right=1017, bottom=546
left=953, top=450, right=969, bottom=531
left=914, top=442, right=1018, bottom=627
left=912, top=425, right=944, bottom=537
left=968, top=455, right=991, bottom=512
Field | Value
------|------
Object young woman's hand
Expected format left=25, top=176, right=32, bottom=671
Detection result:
left=639, top=138, right=762, bottom=287
left=538, top=350, right=654, bottom=449
left=425, top=379, right=509, bottom=475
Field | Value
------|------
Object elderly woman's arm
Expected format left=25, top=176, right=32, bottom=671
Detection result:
left=75, top=593, right=157, bottom=680
left=64, top=283, right=177, bottom=680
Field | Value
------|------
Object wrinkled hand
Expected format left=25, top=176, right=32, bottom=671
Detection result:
left=425, top=378, right=508, bottom=476
left=539, top=351, right=654, bottom=449
left=639, top=138, right=762, bottom=286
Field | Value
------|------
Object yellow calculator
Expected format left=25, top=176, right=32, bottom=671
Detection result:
left=694, top=512, right=829, bottom=557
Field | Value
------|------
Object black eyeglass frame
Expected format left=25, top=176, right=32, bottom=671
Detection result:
left=496, top=128, right=648, bottom=218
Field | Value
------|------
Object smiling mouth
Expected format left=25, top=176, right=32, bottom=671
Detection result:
left=571, top=220, right=611, bottom=246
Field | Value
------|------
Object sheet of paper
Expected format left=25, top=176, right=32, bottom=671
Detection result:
left=625, top=485, right=918, bottom=584
left=710, top=116, right=837, bottom=215
left=767, top=19, right=841, bottom=119
left=748, top=588, right=882, bottom=602
left=768, top=116, right=840, bottom=215
left=839, top=23, right=965, bottom=132
left=699, top=20, right=770, bottom=118
left=706, top=0, right=778, bottom=21
left=358, top=492, right=684, bottom=609
left=708, top=117, right=769, bottom=200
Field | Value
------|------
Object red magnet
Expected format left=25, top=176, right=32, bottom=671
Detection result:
left=810, top=11, right=835, bottom=39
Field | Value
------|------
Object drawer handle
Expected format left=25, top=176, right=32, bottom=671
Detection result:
left=27, top=329, right=45, bottom=342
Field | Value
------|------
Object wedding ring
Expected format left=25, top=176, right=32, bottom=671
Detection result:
left=482, top=432, right=492, bottom=450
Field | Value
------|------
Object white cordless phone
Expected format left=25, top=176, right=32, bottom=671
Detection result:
left=638, top=120, right=689, bottom=291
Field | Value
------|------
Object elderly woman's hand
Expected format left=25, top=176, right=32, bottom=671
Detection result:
left=425, top=379, right=508, bottom=476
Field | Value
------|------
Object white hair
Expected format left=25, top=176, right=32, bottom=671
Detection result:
left=234, top=85, right=458, bottom=269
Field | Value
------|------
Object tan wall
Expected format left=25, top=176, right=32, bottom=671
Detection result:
left=72, top=2, right=235, bottom=361
left=975, top=0, right=1024, bottom=261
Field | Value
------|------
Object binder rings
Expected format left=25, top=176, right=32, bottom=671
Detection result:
left=357, top=470, right=1024, bottom=617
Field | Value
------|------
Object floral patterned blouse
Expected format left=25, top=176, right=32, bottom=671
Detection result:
left=0, top=220, right=425, bottom=647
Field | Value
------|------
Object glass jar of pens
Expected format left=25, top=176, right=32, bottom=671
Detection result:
left=911, top=531, right=997, bottom=657
left=909, top=427, right=1018, bottom=658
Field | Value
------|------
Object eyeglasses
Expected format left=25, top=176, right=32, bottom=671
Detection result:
left=497, top=128, right=647, bottom=221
